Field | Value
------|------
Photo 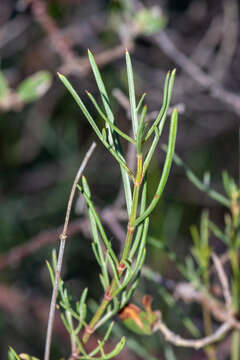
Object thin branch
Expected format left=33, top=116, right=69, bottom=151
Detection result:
left=212, top=253, right=233, bottom=313
left=31, top=0, right=133, bottom=77
left=154, top=31, right=240, bottom=116
left=31, top=0, right=76, bottom=63
left=0, top=209, right=126, bottom=272
left=174, top=282, right=228, bottom=324
left=0, top=219, right=87, bottom=271
left=44, top=142, right=96, bottom=360
left=155, top=315, right=233, bottom=349
left=60, top=43, right=134, bottom=76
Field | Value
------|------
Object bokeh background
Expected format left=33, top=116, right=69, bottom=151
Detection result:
left=0, top=0, right=239, bottom=359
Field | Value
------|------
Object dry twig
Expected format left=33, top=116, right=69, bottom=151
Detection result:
left=155, top=316, right=233, bottom=349
left=154, top=31, right=240, bottom=116
left=44, top=142, right=96, bottom=360
left=212, top=253, right=233, bottom=313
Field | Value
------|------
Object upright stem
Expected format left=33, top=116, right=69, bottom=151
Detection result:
left=230, top=192, right=240, bottom=360
left=44, top=143, right=96, bottom=360
left=82, top=154, right=143, bottom=344
left=202, top=272, right=216, bottom=360
left=232, top=330, right=240, bottom=360
left=202, top=302, right=216, bottom=360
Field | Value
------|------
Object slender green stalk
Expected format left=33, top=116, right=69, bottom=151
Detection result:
left=232, top=330, right=240, bottom=360
left=202, top=271, right=216, bottom=360
left=145, top=69, right=176, bottom=141
left=126, top=49, right=138, bottom=138
left=56, top=51, right=179, bottom=357
left=82, top=153, right=144, bottom=344
left=135, top=108, right=178, bottom=226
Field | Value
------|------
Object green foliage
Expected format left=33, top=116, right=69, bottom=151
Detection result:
left=8, top=349, right=40, bottom=360
left=52, top=50, right=178, bottom=358
left=8, top=348, right=21, bottom=360
left=0, top=70, right=10, bottom=99
left=0, top=69, right=52, bottom=111
left=9, top=46, right=240, bottom=360
left=17, top=71, right=52, bottom=103
left=134, top=7, right=167, bottom=35
left=190, top=210, right=211, bottom=273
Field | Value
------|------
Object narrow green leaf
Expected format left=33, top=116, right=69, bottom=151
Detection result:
left=17, top=71, right=52, bottom=103
left=170, top=150, right=231, bottom=208
left=126, top=50, right=138, bottom=138
left=78, top=184, right=119, bottom=265
left=78, top=288, right=88, bottom=322
left=164, top=345, right=177, bottom=360
left=58, top=73, right=102, bottom=138
left=46, top=260, right=55, bottom=286
left=136, top=93, right=146, bottom=113
left=88, top=322, right=115, bottom=357
left=129, top=179, right=147, bottom=260
left=135, top=109, right=178, bottom=226
left=121, top=275, right=140, bottom=308
left=209, top=220, right=228, bottom=244
left=80, top=337, right=125, bottom=360
left=106, top=252, right=121, bottom=287
left=158, top=69, right=176, bottom=137
left=0, top=71, right=10, bottom=99
left=8, top=348, right=21, bottom=360
left=60, top=312, right=71, bottom=332
left=88, top=51, right=134, bottom=215
left=58, top=73, right=134, bottom=179
left=222, top=171, right=232, bottom=197
left=145, top=69, right=175, bottom=141
left=136, top=105, right=147, bottom=154
left=87, top=91, right=135, bottom=144
left=88, top=49, right=115, bottom=146
left=143, top=128, right=159, bottom=175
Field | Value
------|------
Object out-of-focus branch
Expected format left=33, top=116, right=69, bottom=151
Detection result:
left=154, top=31, right=240, bottom=116
left=30, top=0, right=133, bottom=76
left=212, top=253, right=233, bottom=312
left=211, top=0, right=238, bottom=81
left=153, top=250, right=240, bottom=350
left=0, top=218, right=88, bottom=271
left=60, top=42, right=134, bottom=76
left=155, top=316, right=233, bottom=349
left=31, top=0, right=75, bottom=63
left=0, top=207, right=126, bottom=272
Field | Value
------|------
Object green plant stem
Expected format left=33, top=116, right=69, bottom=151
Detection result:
left=202, top=271, right=216, bottom=360
left=122, top=154, right=142, bottom=260
left=202, top=302, right=216, bottom=360
left=231, top=330, right=240, bottom=360
left=230, top=249, right=240, bottom=311
left=230, top=196, right=240, bottom=360
left=82, top=154, right=143, bottom=345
